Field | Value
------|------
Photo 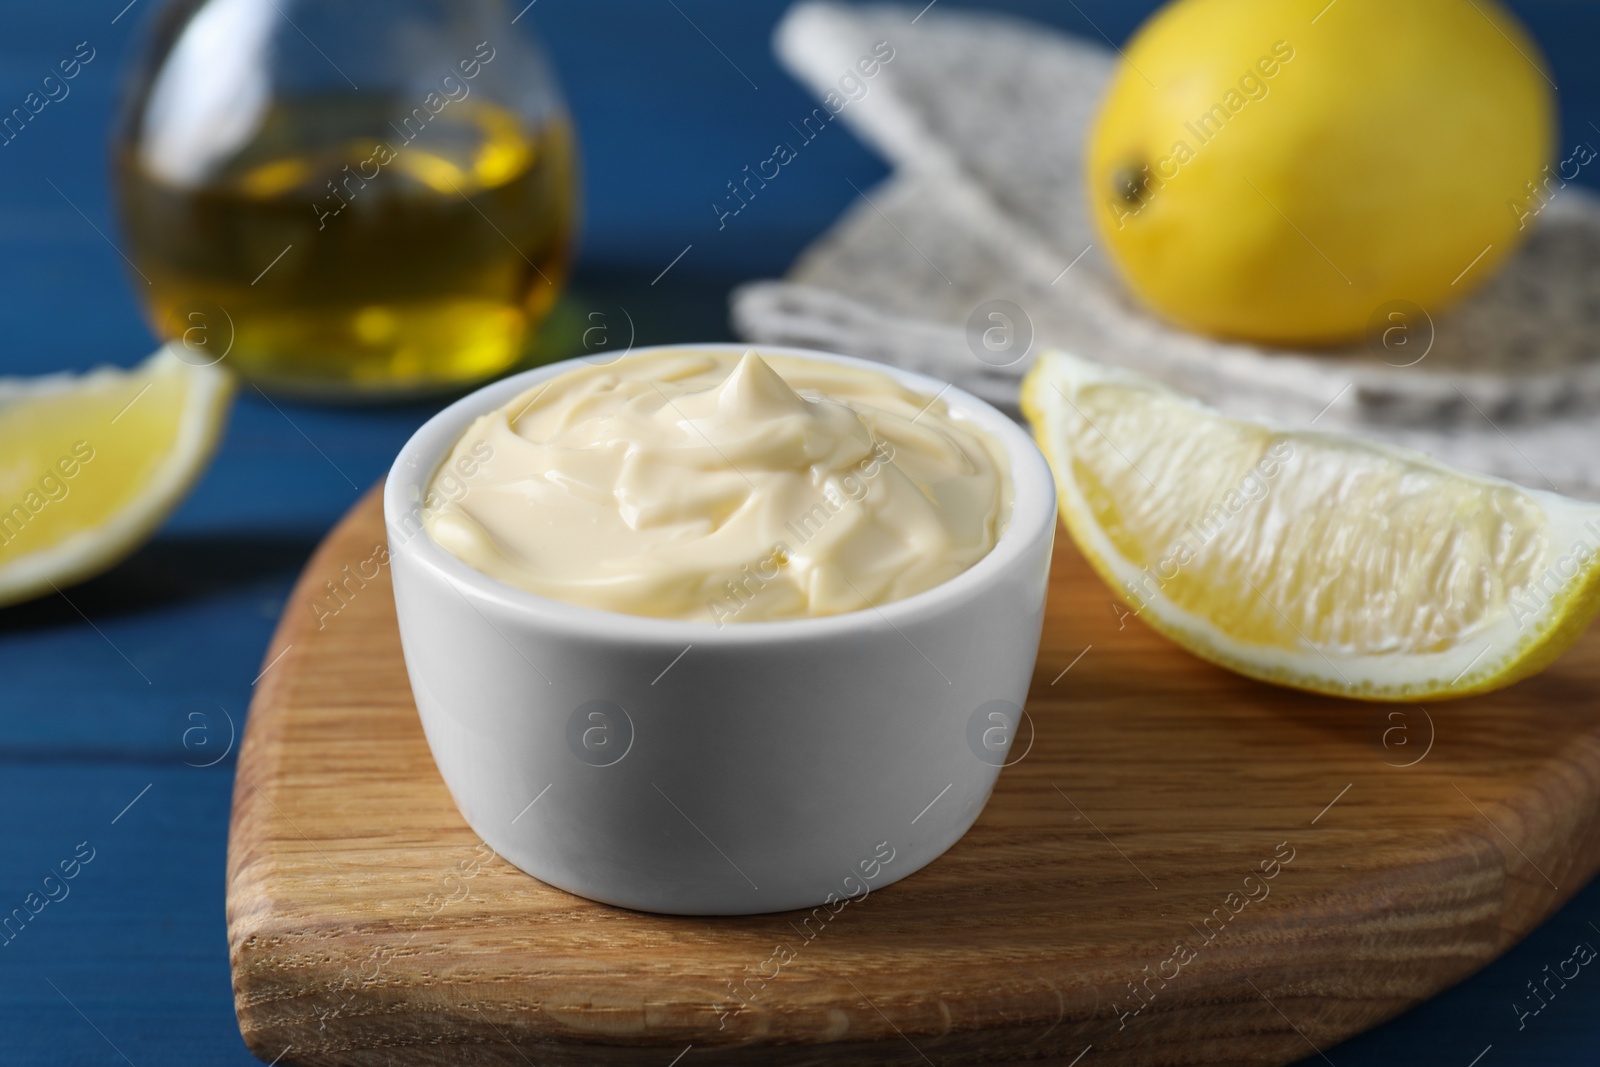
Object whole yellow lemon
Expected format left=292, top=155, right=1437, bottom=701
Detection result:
left=1086, top=0, right=1556, bottom=346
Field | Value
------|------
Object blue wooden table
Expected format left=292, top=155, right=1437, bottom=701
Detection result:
left=1, top=2, right=1597, bottom=1064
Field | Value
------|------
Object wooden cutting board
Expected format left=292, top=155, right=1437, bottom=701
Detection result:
left=228, top=485, right=1600, bottom=1066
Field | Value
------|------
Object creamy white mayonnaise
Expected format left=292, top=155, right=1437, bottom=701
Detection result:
left=423, top=349, right=1008, bottom=623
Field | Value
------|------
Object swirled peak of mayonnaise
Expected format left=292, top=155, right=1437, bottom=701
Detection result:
left=423, top=350, right=1008, bottom=623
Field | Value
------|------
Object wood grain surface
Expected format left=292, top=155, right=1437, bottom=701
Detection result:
left=227, top=485, right=1600, bottom=1066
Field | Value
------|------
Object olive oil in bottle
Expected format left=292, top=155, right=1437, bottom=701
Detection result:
left=115, top=93, right=576, bottom=398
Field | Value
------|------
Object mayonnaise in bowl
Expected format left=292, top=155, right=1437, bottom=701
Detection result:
left=385, top=342, right=1057, bottom=915
left=422, top=348, right=1010, bottom=623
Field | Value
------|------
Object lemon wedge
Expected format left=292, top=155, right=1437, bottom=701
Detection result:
left=0, top=347, right=234, bottom=607
left=1021, top=350, right=1600, bottom=701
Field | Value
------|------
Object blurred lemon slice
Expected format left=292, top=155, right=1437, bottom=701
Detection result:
left=0, top=347, right=233, bottom=607
left=1022, top=350, right=1600, bottom=701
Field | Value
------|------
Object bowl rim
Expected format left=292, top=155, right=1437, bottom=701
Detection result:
left=383, top=342, right=1055, bottom=644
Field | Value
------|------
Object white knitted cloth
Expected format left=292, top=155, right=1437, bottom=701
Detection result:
left=731, top=2, right=1600, bottom=498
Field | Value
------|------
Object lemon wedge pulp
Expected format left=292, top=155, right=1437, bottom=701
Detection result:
left=0, top=347, right=234, bottom=607
left=1022, top=350, right=1600, bottom=701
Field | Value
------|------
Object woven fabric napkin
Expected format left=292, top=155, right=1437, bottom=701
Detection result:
left=731, top=1, right=1600, bottom=498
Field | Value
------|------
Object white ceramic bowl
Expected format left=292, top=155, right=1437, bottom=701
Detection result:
left=385, top=344, right=1055, bottom=915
